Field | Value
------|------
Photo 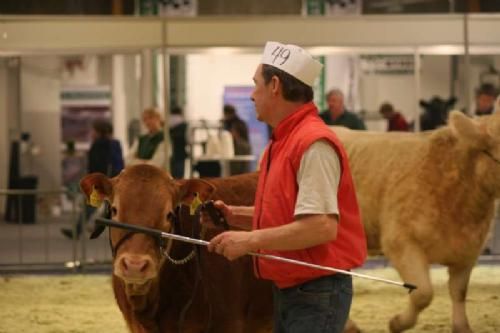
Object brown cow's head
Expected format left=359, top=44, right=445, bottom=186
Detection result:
left=80, top=164, right=215, bottom=295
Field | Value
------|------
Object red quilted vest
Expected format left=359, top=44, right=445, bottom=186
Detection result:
left=252, top=102, right=367, bottom=288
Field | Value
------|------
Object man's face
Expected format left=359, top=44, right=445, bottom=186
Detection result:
left=327, top=94, right=344, bottom=115
left=91, top=128, right=99, bottom=140
left=142, top=114, right=161, bottom=133
left=251, top=65, right=273, bottom=123
left=380, top=110, right=391, bottom=120
left=477, top=93, right=495, bottom=113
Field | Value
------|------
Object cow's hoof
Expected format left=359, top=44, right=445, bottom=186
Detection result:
left=389, top=315, right=404, bottom=333
left=452, top=324, right=473, bottom=333
left=343, top=319, right=361, bottom=333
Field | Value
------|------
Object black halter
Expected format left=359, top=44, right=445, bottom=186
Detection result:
left=89, top=197, right=222, bottom=333
left=109, top=228, right=170, bottom=258
left=91, top=201, right=181, bottom=258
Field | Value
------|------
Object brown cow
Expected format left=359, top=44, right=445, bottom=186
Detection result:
left=334, top=111, right=500, bottom=333
left=80, top=165, right=272, bottom=333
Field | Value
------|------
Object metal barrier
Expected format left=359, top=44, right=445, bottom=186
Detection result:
left=0, top=188, right=498, bottom=274
left=0, top=188, right=112, bottom=273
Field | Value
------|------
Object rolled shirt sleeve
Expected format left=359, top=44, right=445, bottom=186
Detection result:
left=294, top=140, right=341, bottom=219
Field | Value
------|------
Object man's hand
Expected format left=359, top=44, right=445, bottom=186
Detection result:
left=207, top=231, right=256, bottom=261
left=200, top=200, right=232, bottom=229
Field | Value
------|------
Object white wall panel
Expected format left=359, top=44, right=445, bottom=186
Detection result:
left=0, top=18, right=161, bottom=54
left=185, top=53, right=259, bottom=121
left=165, top=15, right=464, bottom=49
left=1, top=15, right=500, bottom=55
left=20, top=56, right=61, bottom=189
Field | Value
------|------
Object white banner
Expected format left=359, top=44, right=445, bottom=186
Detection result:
left=325, top=0, right=361, bottom=15
left=158, top=0, right=197, bottom=16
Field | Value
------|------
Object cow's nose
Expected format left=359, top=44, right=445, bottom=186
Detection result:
left=119, top=256, right=153, bottom=279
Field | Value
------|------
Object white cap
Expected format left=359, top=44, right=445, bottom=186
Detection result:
left=261, top=41, right=322, bottom=87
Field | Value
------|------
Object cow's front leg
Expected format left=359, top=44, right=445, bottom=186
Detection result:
left=386, top=243, right=433, bottom=333
left=210, top=319, right=245, bottom=333
left=132, top=319, right=160, bottom=333
left=448, top=264, right=473, bottom=333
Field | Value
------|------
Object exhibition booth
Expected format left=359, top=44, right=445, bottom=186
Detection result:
left=1, top=13, right=500, bottom=211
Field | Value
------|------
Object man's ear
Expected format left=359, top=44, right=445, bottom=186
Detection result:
left=80, top=173, right=113, bottom=206
left=175, top=179, right=216, bottom=205
left=271, top=76, right=281, bottom=96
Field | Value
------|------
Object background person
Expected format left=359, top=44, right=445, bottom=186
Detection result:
left=223, top=104, right=252, bottom=175
left=61, top=119, right=124, bottom=239
left=223, top=104, right=250, bottom=142
left=475, top=83, right=498, bottom=116
left=229, top=119, right=252, bottom=175
left=125, top=107, right=167, bottom=168
left=169, top=105, right=188, bottom=178
left=319, top=88, right=366, bottom=130
left=379, top=102, right=409, bottom=131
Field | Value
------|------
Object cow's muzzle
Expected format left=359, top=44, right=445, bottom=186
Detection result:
left=115, top=254, right=157, bottom=284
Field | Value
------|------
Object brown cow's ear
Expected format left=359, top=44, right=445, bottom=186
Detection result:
left=175, top=179, right=216, bottom=205
left=80, top=173, right=113, bottom=206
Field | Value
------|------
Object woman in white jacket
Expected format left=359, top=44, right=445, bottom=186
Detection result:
left=125, top=107, right=167, bottom=168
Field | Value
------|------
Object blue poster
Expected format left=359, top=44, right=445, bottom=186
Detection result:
left=223, top=86, right=270, bottom=170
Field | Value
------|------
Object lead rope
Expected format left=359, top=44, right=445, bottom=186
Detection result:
left=174, top=205, right=212, bottom=333
left=162, top=227, right=197, bottom=265
left=177, top=248, right=203, bottom=333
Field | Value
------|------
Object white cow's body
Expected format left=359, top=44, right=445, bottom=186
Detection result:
left=335, top=111, right=500, bottom=333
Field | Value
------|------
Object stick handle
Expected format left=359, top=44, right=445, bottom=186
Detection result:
left=95, top=218, right=417, bottom=291
left=249, top=252, right=416, bottom=291
left=96, top=218, right=210, bottom=246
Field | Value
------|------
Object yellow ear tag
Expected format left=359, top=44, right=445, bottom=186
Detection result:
left=89, top=186, right=104, bottom=207
left=190, top=193, right=202, bottom=216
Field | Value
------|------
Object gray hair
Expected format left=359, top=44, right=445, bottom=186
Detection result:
left=326, top=88, right=344, bottom=100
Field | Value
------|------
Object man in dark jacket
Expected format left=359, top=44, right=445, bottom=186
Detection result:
left=169, top=106, right=188, bottom=178
left=61, top=120, right=124, bottom=239
left=475, top=83, right=497, bottom=116
left=223, top=104, right=251, bottom=175
left=319, top=89, right=366, bottom=130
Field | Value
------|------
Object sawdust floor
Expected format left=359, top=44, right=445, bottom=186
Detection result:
left=0, top=266, right=498, bottom=333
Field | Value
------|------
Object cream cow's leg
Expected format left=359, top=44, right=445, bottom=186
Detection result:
left=342, top=319, right=361, bottom=333
left=387, top=245, right=433, bottom=333
left=448, top=265, right=474, bottom=333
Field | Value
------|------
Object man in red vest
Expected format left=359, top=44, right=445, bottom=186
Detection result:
left=203, top=41, right=367, bottom=333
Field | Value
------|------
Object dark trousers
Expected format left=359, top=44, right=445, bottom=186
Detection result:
left=170, top=158, right=185, bottom=179
left=272, top=274, right=352, bottom=333
left=76, top=206, right=96, bottom=233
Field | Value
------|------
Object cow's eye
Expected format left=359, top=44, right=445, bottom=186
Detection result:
left=166, top=212, right=174, bottom=222
left=111, top=207, right=118, bottom=216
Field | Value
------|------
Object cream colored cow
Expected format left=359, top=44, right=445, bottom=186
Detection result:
left=335, top=111, right=500, bottom=333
